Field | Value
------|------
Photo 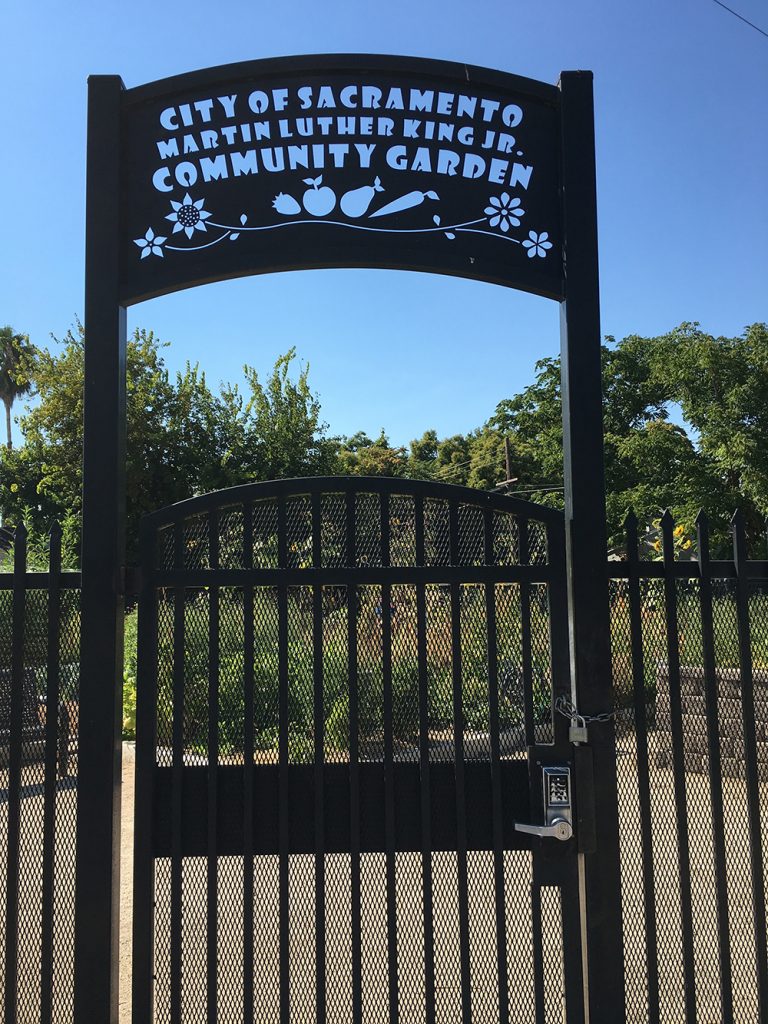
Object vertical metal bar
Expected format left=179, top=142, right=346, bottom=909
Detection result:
left=4, top=524, right=27, bottom=1024
left=449, top=503, right=472, bottom=1023
left=519, top=519, right=536, bottom=745
left=40, top=524, right=62, bottom=1024
left=546, top=517, right=585, bottom=1019
left=132, top=521, right=159, bottom=1023
left=560, top=870, right=586, bottom=1024
left=546, top=520, right=572, bottom=752
left=76, top=74, right=126, bottom=1024
left=381, top=492, right=399, bottom=1024
left=625, top=513, right=660, bottom=1024
left=661, top=511, right=697, bottom=1021
left=242, top=502, right=255, bottom=1022
left=277, top=499, right=290, bottom=1024
left=558, top=70, right=625, bottom=1022
left=416, top=495, right=436, bottom=1024
left=312, top=492, right=326, bottom=1023
left=732, top=510, right=768, bottom=1015
left=170, top=523, right=185, bottom=1024
left=207, top=508, right=220, bottom=1024
left=346, top=492, right=362, bottom=1024
left=696, top=513, right=733, bottom=1020
left=483, top=509, right=509, bottom=1024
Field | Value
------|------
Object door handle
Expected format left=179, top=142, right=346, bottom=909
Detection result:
left=515, top=817, right=573, bottom=841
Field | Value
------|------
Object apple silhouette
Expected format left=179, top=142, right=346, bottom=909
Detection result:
left=302, top=176, right=336, bottom=217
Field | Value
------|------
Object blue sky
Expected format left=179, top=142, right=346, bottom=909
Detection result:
left=1, top=0, right=766, bottom=447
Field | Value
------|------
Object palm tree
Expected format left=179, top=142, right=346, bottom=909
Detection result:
left=0, top=326, right=36, bottom=449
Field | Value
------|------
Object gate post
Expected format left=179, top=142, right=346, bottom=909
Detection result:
left=558, top=71, right=625, bottom=1021
left=74, top=74, right=126, bottom=1024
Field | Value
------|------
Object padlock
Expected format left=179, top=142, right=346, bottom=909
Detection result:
left=569, top=716, right=588, bottom=744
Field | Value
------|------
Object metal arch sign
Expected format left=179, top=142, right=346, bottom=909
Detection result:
left=77, top=56, right=626, bottom=1024
left=118, top=55, right=563, bottom=304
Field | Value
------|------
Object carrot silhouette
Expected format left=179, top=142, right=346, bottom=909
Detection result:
left=368, top=190, right=439, bottom=218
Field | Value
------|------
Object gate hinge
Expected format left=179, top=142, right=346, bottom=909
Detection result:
left=124, top=565, right=142, bottom=599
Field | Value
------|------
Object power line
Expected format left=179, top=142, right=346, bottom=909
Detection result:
left=711, top=0, right=768, bottom=38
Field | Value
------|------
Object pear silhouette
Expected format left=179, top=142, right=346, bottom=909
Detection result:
left=340, top=177, right=384, bottom=218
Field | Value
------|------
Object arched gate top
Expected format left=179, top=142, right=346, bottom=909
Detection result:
left=141, top=476, right=563, bottom=577
left=142, top=475, right=563, bottom=530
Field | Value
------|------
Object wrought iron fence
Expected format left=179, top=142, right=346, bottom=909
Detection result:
left=609, top=510, right=768, bottom=1023
left=2, top=506, right=768, bottom=1022
left=0, top=525, right=81, bottom=1024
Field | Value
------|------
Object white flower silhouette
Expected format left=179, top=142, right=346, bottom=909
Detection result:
left=484, top=193, right=525, bottom=232
left=522, top=230, right=553, bottom=258
left=133, top=228, right=166, bottom=259
left=165, top=193, right=212, bottom=238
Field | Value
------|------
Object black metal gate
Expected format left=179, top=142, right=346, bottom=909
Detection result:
left=132, top=477, right=585, bottom=1023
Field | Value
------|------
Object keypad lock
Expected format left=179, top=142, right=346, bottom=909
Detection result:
left=515, top=766, right=573, bottom=842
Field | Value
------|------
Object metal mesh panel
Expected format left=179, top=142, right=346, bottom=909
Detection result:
left=431, top=851, right=462, bottom=1022
left=182, top=514, right=209, bottom=570
left=16, top=591, right=49, bottom=1021
left=355, top=494, right=382, bottom=568
left=0, top=589, right=9, bottom=1017
left=218, top=507, right=245, bottom=570
left=184, top=592, right=209, bottom=766
left=153, top=858, right=172, bottom=1024
left=424, top=499, right=450, bottom=567
left=0, top=576, right=80, bottom=1024
left=612, top=566, right=768, bottom=1023
left=357, top=586, right=385, bottom=759
left=458, top=504, right=485, bottom=566
left=495, top=584, right=528, bottom=755
left=390, top=585, right=419, bottom=760
left=530, top=585, right=554, bottom=745
left=155, top=596, right=174, bottom=766
left=181, top=856, right=208, bottom=1021
left=425, top=586, right=455, bottom=762
left=323, top=588, right=350, bottom=763
left=51, top=590, right=80, bottom=1023
left=321, top=493, right=347, bottom=568
left=324, top=853, right=353, bottom=1022
left=253, top=855, right=281, bottom=1021
left=527, top=521, right=549, bottom=567
left=253, top=588, right=280, bottom=763
left=466, top=849, right=500, bottom=1022
left=287, top=588, right=313, bottom=763
left=218, top=589, right=245, bottom=762
left=395, top=852, right=425, bottom=1020
left=252, top=499, right=279, bottom=569
left=460, top=586, right=491, bottom=760
left=288, top=854, right=316, bottom=1022
left=493, top=512, right=521, bottom=567
left=287, top=496, right=312, bottom=570
left=539, top=886, right=566, bottom=1023
left=503, top=851, right=536, bottom=1022
left=390, top=495, right=416, bottom=567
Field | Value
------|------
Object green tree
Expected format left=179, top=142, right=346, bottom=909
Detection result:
left=0, top=326, right=37, bottom=449
left=478, top=329, right=750, bottom=550
left=653, top=322, right=768, bottom=526
left=338, top=429, right=408, bottom=477
left=0, top=326, right=338, bottom=559
left=239, top=349, right=340, bottom=479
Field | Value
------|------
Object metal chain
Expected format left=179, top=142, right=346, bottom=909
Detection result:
left=554, top=694, right=623, bottom=724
